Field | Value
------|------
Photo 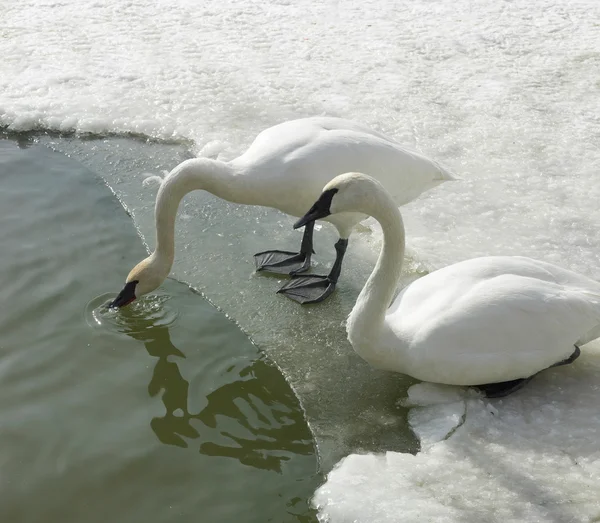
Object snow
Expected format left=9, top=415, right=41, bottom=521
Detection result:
left=2, top=0, right=600, bottom=520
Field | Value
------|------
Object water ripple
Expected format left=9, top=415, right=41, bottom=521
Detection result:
left=84, top=292, right=179, bottom=334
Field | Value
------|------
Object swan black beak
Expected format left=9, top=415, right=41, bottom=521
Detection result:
left=109, top=280, right=138, bottom=308
left=293, top=188, right=338, bottom=229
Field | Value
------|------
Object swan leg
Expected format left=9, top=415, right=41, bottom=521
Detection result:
left=475, top=345, right=581, bottom=398
left=254, top=221, right=315, bottom=275
left=277, top=238, right=348, bottom=304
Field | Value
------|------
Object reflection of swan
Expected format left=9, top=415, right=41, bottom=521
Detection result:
left=289, top=173, right=600, bottom=398
left=118, top=311, right=313, bottom=471
left=110, top=117, right=453, bottom=307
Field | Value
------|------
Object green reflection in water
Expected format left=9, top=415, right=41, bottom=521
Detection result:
left=113, top=295, right=315, bottom=475
left=0, top=138, right=320, bottom=523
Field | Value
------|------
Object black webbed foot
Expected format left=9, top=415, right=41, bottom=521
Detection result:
left=254, top=221, right=315, bottom=275
left=277, top=274, right=336, bottom=304
left=254, top=250, right=311, bottom=275
left=474, top=346, right=581, bottom=399
left=473, top=376, right=534, bottom=398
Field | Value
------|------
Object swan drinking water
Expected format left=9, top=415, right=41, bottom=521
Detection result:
left=110, top=117, right=453, bottom=308
left=286, top=172, right=600, bottom=397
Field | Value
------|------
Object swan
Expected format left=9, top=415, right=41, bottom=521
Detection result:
left=285, top=172, right=600, bottom=397
left=109, top=117, right=453, bottom=308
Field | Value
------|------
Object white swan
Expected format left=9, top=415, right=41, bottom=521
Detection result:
left=287, top=172, right=600, bottom=397
left=110, top=117, right=453, bottom=308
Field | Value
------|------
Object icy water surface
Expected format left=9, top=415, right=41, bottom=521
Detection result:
left=0, top=139, right=320, bottom=522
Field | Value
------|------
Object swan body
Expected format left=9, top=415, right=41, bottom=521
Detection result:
left=290, top=172, right=600, bottom=394
left=231, top=117, right=452, bottom=229
left=381, top=256, right=599, bottom=385
left=110, top=117, right=453, bottom=307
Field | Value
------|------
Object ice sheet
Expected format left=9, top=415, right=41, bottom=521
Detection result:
left=2, top=0, right=600, bottom=519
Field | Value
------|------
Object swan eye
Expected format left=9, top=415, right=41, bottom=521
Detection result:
left=318, top=188, right=339, bottom=211
left=294, top=188, right=338, bottom=229
left=307, top=187, right=338, bottom=217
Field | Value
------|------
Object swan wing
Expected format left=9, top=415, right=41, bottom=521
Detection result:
left=234, top=117, right=453, bottom=216
left=387, top=256, right=600, bottom=385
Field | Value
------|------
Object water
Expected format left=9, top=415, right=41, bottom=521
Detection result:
left=2, top=0, right=600, bottom=520
left=0, top=139, right=319, bottom=522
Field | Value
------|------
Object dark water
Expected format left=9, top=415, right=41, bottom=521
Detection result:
left=0, top=139, right=320, bottom=522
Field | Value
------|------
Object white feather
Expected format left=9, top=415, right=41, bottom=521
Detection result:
left=323, top=173, right=600, bottom=386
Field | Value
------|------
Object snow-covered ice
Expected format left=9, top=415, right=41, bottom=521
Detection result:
left=2, top=0, right=600, bottom=519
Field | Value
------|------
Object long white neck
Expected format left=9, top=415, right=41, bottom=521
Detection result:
left=347, top=193, right=406, bottom=356
left=152, top=158, right=258, bottom=271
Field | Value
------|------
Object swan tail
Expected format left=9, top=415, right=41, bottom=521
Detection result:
left=435, top=163, right=458, bottom=182
left=577, top=324, right=600, bottom=347
left=575, top=289, right=600, bottom=346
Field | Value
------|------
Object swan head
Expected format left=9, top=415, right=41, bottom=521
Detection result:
left=109, top=256, right=168, bottom=308
left=294, top=172, right=385, bottom=227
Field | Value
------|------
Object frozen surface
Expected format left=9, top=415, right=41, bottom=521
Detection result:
left=2, top=0, right=600, bottom=520
left=315, top=349, right=600, bottom=522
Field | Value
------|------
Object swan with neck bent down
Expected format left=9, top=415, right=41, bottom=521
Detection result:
left=109, top=116, right=453, bottom=308
left=286, top=172, right=600, bottom=397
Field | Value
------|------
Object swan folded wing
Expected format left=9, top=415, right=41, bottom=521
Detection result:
left=289, top=128, right=450, bottom=193
left=236, top=117, right=453, bottom=221
left=390, top=274, right=600, bottom=385
left=321, top=132, right=452, bottom=201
